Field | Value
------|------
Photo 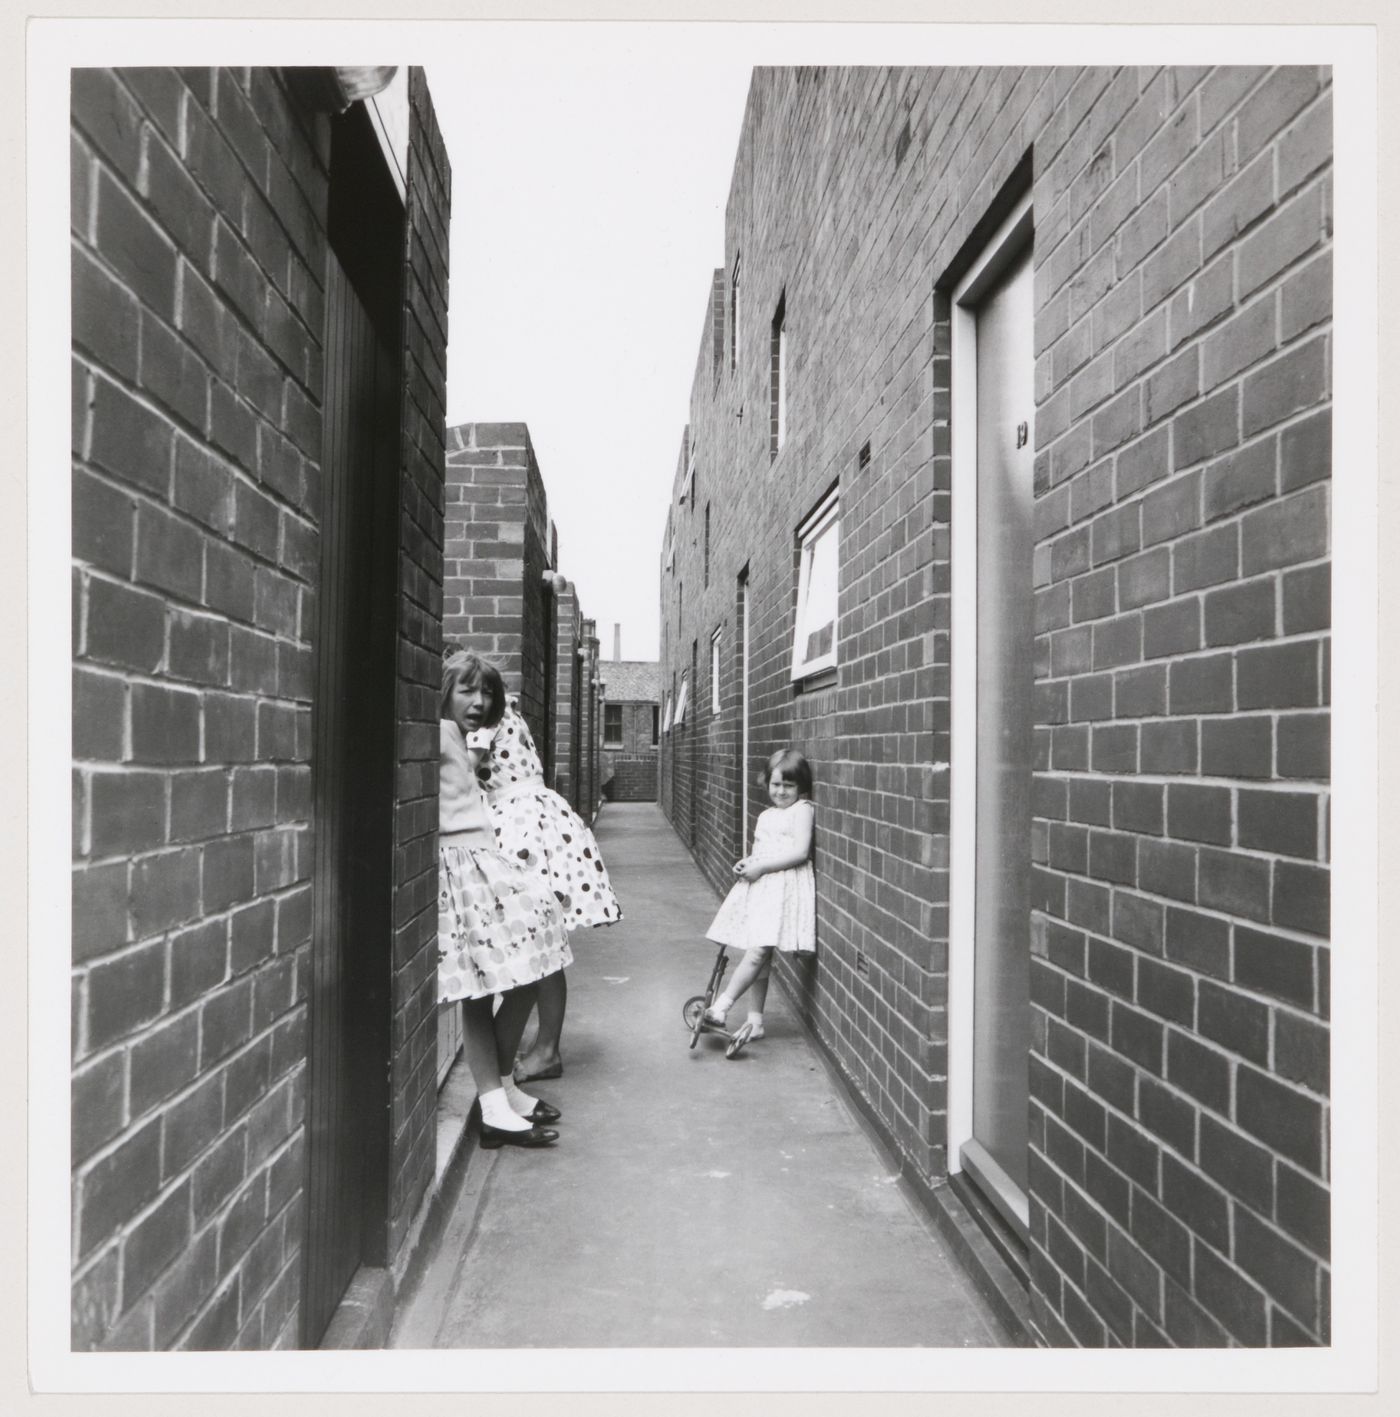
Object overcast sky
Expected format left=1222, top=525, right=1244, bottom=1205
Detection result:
left=426, top=39, right=753, bottom=664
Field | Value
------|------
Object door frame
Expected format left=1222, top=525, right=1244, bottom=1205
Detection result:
left=947, top=189, right=1034, bottom=1238
left=737, top=568, right=751, bottom=854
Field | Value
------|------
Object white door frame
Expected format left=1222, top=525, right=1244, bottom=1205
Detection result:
left=947, top=190, right=1034, bottom=1234
left=740, top=575, right=751, bottom=852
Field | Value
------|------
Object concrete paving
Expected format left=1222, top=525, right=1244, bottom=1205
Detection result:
left=390, top=802, right=1009, bottom=1349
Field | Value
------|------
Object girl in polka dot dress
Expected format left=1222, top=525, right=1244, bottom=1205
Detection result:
left=459, top=652, right=622, bottom=1081
left=439, top=652, right=572, bottom=1148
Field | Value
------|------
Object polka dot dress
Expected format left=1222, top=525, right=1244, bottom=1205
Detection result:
left=469, top=704, right=623, bottom=931
left=438, top=842, right=574, bottom=1003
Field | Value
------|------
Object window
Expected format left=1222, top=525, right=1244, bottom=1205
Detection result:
left=681, top=436, right=696, bottom=507
left=711, top=629, right=722, bottom=714
left=604, top=704, right=623, bottom=747
left=664, top=511, right=674, bottom=574
left=730, top=252, right=741, bottom=373
left=674, top=671, right=690, bottom=726
left=791, top=488, right=839, bottom=681
left=771, top=291, right=787, bottom=459
left=651, top=705, right=660, bottom=745
left=662, top=691, right=673, bottom=734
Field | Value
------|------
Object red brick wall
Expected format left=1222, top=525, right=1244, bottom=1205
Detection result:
left=658, top=66, right=1330, bottom=1348
left=70, top=65, right=450, bottom=1351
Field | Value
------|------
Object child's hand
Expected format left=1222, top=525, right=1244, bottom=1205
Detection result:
left=735, top=859, right=764, bottom=882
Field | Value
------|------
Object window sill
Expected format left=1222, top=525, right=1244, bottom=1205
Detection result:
left=793, top=666, right=838, bottom=694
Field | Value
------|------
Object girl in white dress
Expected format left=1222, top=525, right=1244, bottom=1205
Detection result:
left=703, top=749, right=816, bottom=1039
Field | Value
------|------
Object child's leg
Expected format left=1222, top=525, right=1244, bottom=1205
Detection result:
left=708, top=946, right=773, bottom=1020
left=514, top=967, right=566, bottom=1081
left=492, top=981, right=540, bottom=1076
left=747, top=949, right=774, bottom=1015
left=461, top=993, right=530, bottom=1131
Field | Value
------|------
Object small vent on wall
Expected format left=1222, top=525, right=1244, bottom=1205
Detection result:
left=894, top=116, right=912, bottom=167
left=859, top=441, right=871, bottom=471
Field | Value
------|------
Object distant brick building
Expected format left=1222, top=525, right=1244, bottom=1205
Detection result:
left=601, top=657, right=660, bottom=802
left=71, top=66, right=451, bottom=1349
left=660, top=66, right=1331, bottom=1348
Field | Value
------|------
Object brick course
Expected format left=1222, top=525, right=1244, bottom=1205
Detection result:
left=658, top=65, right=1330, bottom=1347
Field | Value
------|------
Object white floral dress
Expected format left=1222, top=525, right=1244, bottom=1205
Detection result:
left=470, top=705, right=622, bottom=930
left=706, top=800, right=816, bottom=953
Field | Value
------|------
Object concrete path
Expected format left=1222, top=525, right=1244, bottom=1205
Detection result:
left=390, top=802, right=1008, bottom=1349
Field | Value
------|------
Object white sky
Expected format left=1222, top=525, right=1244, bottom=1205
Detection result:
left=426, top=39, right=753, bottom=663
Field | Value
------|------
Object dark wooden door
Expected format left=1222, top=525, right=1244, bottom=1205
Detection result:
left=302, top=249, right=399, bottom=1345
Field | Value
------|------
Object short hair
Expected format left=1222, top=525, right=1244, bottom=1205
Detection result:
left=441, top=650, right=506, bottom=729
left=761, top=748, right=813, bottom=798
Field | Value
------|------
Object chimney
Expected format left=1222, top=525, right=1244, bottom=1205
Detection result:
left=613, top=623, right=621, bottom=662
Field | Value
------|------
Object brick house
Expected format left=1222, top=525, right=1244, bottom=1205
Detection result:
left=659, top=66, right=1331, bottom=1347
left=71, top=66, right=451, bottom=1349
left=600, top=656, right=660, bottom=803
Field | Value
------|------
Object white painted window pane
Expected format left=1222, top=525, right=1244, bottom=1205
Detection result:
left=799, top=518, right=837, bottom=666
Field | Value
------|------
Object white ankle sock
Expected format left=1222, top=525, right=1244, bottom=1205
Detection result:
left=480, top=1086, right=529, bottom=1131
left=708, top=995, right=734, bottom=1021
left=746, top=1012, right=765, bottom=1038
left=501, top=1075, right=538, bottom=1116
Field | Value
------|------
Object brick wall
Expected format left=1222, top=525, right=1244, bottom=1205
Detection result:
left=71, top=65, right=451, bottom=1352
left=657, top=66, right=1330, bottom=1348
left=552, top=583, right=583, bottom=809
left=579, top=621, right=601, bottom=820
left=603, top=702, right=659, bottom=801
left=386, top=65, right=452, bottom=1273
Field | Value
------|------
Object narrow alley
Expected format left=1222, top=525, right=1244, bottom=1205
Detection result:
left=390, top=803, right=1010, bottom=1349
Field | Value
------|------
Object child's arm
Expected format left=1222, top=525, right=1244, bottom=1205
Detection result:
left=736, top=803, right=814, bottom=880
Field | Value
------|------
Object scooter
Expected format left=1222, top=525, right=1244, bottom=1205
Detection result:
left=683, top=942, right=755, bottom=1058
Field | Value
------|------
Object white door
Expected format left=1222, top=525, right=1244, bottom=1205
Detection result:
left=949, top=194, right=1035, bottom=1238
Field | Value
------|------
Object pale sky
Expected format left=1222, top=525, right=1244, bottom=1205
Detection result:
left=426, top=38, right=753, bottom=664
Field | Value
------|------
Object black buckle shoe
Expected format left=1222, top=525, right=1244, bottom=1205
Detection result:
left=480, top=1122, right=559, bottom=1149
left=526, top=1099, right=562, bottom=1124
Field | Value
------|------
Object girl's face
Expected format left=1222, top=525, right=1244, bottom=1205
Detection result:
left=768, top=772, right=800, bottom=810
left=451, top=676, right=489, bottom=732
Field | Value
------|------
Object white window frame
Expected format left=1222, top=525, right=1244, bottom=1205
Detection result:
left=947, top=188, right=1034, bottom=1240
left=710, top=628, right=722, bottom=714
left=680, top=440, right=696, bottom=507
left=790, top=489, right=840, bottom=681
left=674, top=672, right=690, bottom=726
left=731, top=252, right=741, bottom=372
left=662, top=692, right=673, bottom=734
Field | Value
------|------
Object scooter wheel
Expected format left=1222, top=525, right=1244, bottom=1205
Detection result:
left=682, top=996, right=706, bottom=1030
